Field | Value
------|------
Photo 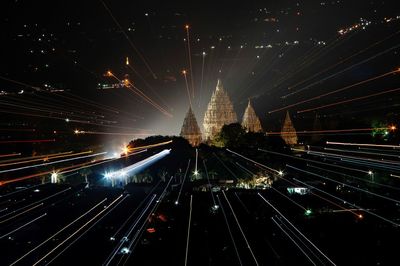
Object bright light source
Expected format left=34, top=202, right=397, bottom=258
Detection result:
left=51, top=172, right=58, bottom=183
left=368, top=170, right=373, bottom=175
left=122, top=146, right=129, bottom=155
left=110, top=236, right=115, bottom=241
left=185, top=24, right=189, bottom=29
left=358, top=214, right=363, bottom=219
left=120, top=247, right=130, bottom=254
left=202, top=51, right=206, bottom=56
left=33, top=189, right=40, bottom=192
left=182, top=70, right=187, bottom=75
left=65, top=118, right=70, bottom=122
left=304, top=209, right=312, bottom=216
left=278, top=171, right=284, bottom=176
left=175, top=201, right=179, bottom=205
left=193, top=170, right=199, bottom=176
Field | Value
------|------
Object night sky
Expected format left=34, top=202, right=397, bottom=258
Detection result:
left=1, top=0, right=399, bottom=138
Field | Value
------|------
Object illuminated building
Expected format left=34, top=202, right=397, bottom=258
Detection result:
left=180, top=107, right=202, bottom=146
left=241, top=99, right=262, bottom=133
left=281, top=111, right=298, bottom=145
left=203, top=79, right=237, bottom=141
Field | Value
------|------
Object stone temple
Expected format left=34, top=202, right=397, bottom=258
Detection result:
left=180, top=107, right=202, bottom=146
left=241, top=99, right=262, bottom=133
left=203, top=79, right=237, bottom=141
left=281, top=111, right=298, bottom=145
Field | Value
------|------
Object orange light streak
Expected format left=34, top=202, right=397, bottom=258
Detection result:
left=298, top=88, right=400, bottom=113
left=268, top=69, right=399, bottom=114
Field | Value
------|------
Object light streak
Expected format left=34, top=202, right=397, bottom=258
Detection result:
left=322, top=147, right=400, bottom=159
left=258, top=193, right=336, bottom=265
left=0, top=187, right=71, bottom=223
left=0, top=203, right=43, bottom=225
left=202, top=160, right=217, bottom=206
left=176, top=159, right=191, bottom=205
left=9, top=198, right=108, bottom=265
left=0, top=151, right=81, bottom=167
left=0, top=153, right=21, bottom=158
left=239, top=163, right=306, bottom=211
left=308, top=164, right=400, bottom=191
left=216, top=194, right=243, bottom=266
left=120, top=177, right=174, bottom=264
left=100, top=0, right=157, bottom=79
left=125, top=61, right=172, bottom=112
left=182, top=69, right=192, bottom=107
left=104, top=149, right=171, bottom=179
left=44, top=195, right=129, bottom=265
left=293, top=178, right=400, bottom=227
left=32, top=195, right=125, bottom=266
left=287, top=165, right=400, bottom=204
left=107, top=72, right=171, bottom=117
left=198, top=51, right=206, bottom=107
left=184, top=195, right=193, bottom=266
left=103, top=194, right=157, bottom=266
left=0, top=139, right=55, bottom=144
left=213, top=152, right=238, bottom=179
left=128, top=140, right=172, bottom=152
left=298, top=88, right=400, bottom=113
left=271, top=216, right=316, bottom=266
left=326, top=141, right=400, bottom=149
left=258, top=148, right=372, bottom=174
left=184, top=25, right=195, bottom=99
left=126, top=80, right=173, bottom=117
left=227, top=149, right=280, bottom=174
left=287, top=29, right=400, bottom=91
left=222, top=191, right=259, bottom=265
left=0, top=151, right=106, bottom=174
left=293, top=148, right=400, bottom=167
left=269, top=69, right=399, bottom=113
left=278, top=174, right=361, bottom=217
left=78, top=131, right=153, bottom=137
left=281, top=43, right=400, bottom=99
left=110, top=180, right=162, bottom=240
left=0, top=213, right=47, bottom=239
left=268, top=127, right=386, bottom=135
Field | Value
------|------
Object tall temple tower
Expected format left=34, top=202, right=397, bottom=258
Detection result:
left=203, top=79, right=237, bottom=141
left=241, top=99, right=262, bottom=133
left=281, top=111, right=298, bottom=145
left=180, top=107, right=202, bottom=146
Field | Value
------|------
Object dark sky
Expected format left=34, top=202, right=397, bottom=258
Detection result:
left=1, top=0, right=399, bottom=138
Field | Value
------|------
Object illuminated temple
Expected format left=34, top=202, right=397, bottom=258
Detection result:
left=281, top=111, right=298, bottom=145
left=180, top=107, right=202, bottom=146
left=241, top=99, right=262, bottom=133
left=203, top=79, right=237, bottom=141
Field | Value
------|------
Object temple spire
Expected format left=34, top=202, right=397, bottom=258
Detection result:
left=203, top=79, right=237, bottom=141
left=242, top=99, right=262, bottom=132
left=180, top=107, right=202, bottom=146
left=281, top=111, right=298, bottom=145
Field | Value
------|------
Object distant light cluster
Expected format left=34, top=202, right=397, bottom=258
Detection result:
left=338, top=18, right=371, bottom=35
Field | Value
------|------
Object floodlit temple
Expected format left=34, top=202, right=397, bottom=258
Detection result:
left=241, top=99, right=262, bottom=133
left=180, top=107, right=202, bottom=146
left=203, top=79, right=237, bottom=140
left=281, top=111, right=298, bottom=145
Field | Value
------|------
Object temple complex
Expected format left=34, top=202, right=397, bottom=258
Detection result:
left=241, top=99, right=262, bottom=133
left=180, top=107, right=202, bottom=146
left=203, top=79, right=237, bottom=141
left=281, top=111, right=298, bottom=145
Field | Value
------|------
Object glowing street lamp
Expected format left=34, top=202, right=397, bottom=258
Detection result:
left=51, top=172, right=58, bottom=183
